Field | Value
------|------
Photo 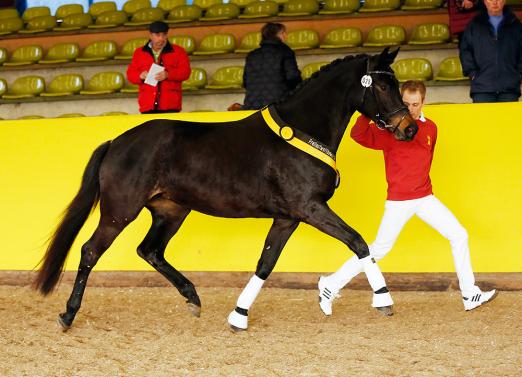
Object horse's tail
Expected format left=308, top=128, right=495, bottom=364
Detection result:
left=34, top=141, right=111, bottom=295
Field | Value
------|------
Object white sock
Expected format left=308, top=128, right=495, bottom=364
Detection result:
left=237, top=275, right=265, bottom=310
left=360, top=256, right=386, bottom=292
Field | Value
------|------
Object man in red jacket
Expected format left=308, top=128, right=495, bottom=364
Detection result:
left=318, top=81, right=496, bottom=315
left=127, top=21, right=191, bottom=113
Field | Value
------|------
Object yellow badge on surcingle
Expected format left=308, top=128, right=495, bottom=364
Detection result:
left=280, top=126, right=294, bottom=140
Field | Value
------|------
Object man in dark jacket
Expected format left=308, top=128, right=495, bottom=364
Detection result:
left=242, top=23, right=302, bottom=110
left=459, top=0, right=522, bottom=102
left=127, top=21, right=191, bottom=113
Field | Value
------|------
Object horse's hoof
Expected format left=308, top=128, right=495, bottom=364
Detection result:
left=227, top=309, right=248, bottom=331
left=229, top=324, right=247, bottom=333
left=57, top=315, right=71, bottom=332
left=375, top=305, right=393, bottom=316
left=186, top=302, right=201, bottom=318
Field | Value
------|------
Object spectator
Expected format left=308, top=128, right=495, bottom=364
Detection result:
left=241, top=22, right=302, bottom=110
left=459, top=0, right=522, bottom=103
left=317, top=81, right=497, bottom=316
left=127, top=21, right=191, bottom=113
left=448, top=0, right=479, bottom=43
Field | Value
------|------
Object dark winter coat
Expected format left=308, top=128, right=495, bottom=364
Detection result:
left=127, top=41, right=191, bottom=113
left=242, top=39, right=302, bottom=110
left=459, top=6, right=522, bottom=96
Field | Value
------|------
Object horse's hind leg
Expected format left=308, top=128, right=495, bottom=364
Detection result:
left=228, top=219, right=299, bottom=331
left=138, top=198, right=201, bottom=316
left=59, top=218, right=129, bottom=330
left=302, top=202, right=393, bottom=315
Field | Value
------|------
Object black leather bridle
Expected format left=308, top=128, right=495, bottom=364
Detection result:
left=361, top=58, right=410, bottom=134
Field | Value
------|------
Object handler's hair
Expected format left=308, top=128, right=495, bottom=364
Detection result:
left=261, top=22, right=286, bottom=41
left=401, top=80, right=426, bottom=101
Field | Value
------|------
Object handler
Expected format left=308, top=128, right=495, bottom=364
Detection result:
left=318, top=80, right=497, bottom=315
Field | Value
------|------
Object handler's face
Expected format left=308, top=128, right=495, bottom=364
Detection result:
left=150, top=31, right=168, bottom=51
left=484, top=0, right=504, bottom=16
left=402, top=90, right=424, bottom=120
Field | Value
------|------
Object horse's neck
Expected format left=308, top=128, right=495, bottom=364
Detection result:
left=276, top=84, right=356, bottom=153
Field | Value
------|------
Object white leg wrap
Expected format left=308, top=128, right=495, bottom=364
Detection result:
left=360, top=256, right=387, bottom=292
left=237, top=275, right=265, bottom=310
left=228, top=275, right=265, bottom=330
left=372, top=292, right=394, bottom=308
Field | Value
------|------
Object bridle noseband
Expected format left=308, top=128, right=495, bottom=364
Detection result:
left=360, top=58, right=409, bottom=134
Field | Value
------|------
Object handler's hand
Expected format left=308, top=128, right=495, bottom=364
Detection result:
left=155, top=70, right=169, bottom=81
left=139, top=71, right=148, bottom=80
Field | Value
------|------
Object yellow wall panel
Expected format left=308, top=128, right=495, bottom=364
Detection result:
left=1, top=103, right=521, bottom=273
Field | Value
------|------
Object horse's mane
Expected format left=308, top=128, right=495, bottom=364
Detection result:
left=276, top=53, right=370, bottom=105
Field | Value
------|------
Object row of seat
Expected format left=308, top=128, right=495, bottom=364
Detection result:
left=0, top=0, right=445, bottom=35
left=0, top=23, right=453, bottom=67
left=0, top=56, right=468, bottom=101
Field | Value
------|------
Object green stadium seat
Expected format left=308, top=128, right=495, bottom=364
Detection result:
left=391, top=58, right=433, bottom=82
left=0, top=8, right=19, bottom=19
left=53, top=13, right=93, bottom=31
left=286, top=29, right=320, bottom=50
left=40, top=74, right=84, bottom=97
left=182, top=67, right=208, bottom=90
left=3, top=45, right=43, bottom=66
left=0, top=79, right=7, bottom=96
left=193, top=0, right=223, bottom=10
left=166, top=5, right=202, bottom=23
left=22, top=6, right=50, bottom=21
left=319, top=0, right=360, bottom=14
left=18, top=15, right=57, bottom=33
left=169, top=35, right=196, bottom=54
left=239, top=1, right=279, bottom=18
left=194, top=33, right=236, bottom=55
left=121, top=82, right=140, bottom=93
left=320, top=27, right=362, bottom=48
left=39, top=43, right=80, bottom=64
left=200, top=3, right=240, bottom=21
left=435, top=57, right=468, bottom=81
left=363, top=25, right=405, bottom=46
left=76, top=41, right=118, bottom=62
left=0, top=48, right=7, bottom=64
left=235, top=32, right=261, bottom=53
left=115, top=38, right=148, bottom=60
left=229, top=0, right=253, bottom=8
left=124, top=7, right=165, bottom=26
left=301, top=61, right=329, bottom=80
left=401, top=0, right=442, bottom=10
left=359, top=0, right=400, bottom=12
left=205, top=66, right=243, bottom=89
left=18, top=115, right=45, bottom=119
left=55, top=4, right=85, bottom=20
left=88, top=10, right=128, bottom=28
left=408, top=23, right=450, bottom=45
left=57, top=113, right=86, bottom=118
left=89, top=1, right=117, bottom=18
left=123, top=0, right=152, bottom=15
left=279, top=0, right=319, bottom=16
left=157, top=0, right=187, bottom=12
left=0, top=17, right=23, bottom=35
left=2, top=75, right=45, bottom=99
left=80, top=72, right=125, bottom=95
left=100, top=111, right=128, bottom=116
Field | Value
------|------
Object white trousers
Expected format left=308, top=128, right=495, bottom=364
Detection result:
left=325, top=195, right=478, bottom=296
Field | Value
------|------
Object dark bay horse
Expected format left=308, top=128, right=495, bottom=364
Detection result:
left=34, top=48, right=418, bottom=331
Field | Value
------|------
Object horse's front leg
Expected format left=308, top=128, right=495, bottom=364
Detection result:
left=228, top=219, right=299, bottom=331
left=303, top=202, right=393, bottom=315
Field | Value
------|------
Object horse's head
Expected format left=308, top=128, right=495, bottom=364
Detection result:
left=357, top=48, right=418, bottom=141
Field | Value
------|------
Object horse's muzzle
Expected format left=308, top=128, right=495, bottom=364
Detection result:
left=404, top=124, right=418, bottom=140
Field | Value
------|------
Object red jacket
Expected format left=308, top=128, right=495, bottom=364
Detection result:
left=127, top=41, right=191, bottom=113
left=351, top=114, right=437, bottom=201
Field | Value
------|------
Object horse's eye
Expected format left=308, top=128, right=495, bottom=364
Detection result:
left=379, top=84, right=387, bottom=91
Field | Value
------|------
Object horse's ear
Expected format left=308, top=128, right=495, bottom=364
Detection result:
left=378, top=47, right=400, bottom=66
